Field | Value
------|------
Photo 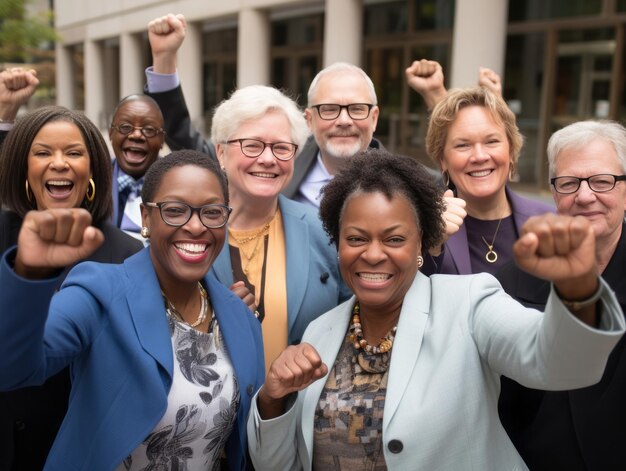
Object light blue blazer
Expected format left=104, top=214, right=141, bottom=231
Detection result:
left=248, top=272, right=624, bottom=471
left=212, top=195, right=351, bottom=344
left=0, top=248, right=264, bottom=471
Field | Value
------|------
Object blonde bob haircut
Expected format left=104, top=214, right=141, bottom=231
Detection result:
left=426, top=87, right=523, bottom=174
left=211, top=85, right=310, bottom=157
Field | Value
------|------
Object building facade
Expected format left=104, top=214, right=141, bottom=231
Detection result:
left=55, top=0, right=626, bottom=189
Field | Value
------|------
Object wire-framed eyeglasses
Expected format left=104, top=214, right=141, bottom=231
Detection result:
left=226, top=138, right=298, bottom=161
left=550, top=174, right=626, bottom=194
left=310, top=103, right=374, bottom=120
left=144, top=201, right=231, bottom=228
left=111, top=123, right=165, bottom=138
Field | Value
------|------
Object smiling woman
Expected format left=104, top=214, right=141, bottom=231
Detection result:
left=0, top=105, right=143, bottom=471
left=0, top=149, right=264, bottom=470
left=247, top=150, right=626, bottom=471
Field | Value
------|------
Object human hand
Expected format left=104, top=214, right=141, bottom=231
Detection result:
left=258, top=343, right=327, bottom=418
left=477, top=67, right=502, bottom=97
left=15, top=208, right=104, bottom=279
left=514, top=214, right=597, bottom=286
left=405, top=59, right=447, bottom=111
left=230, top=280, right=257, bottom=313
left=148, top=13, right=187, bottom=74
left=430, top=189, right=466, bottom=256
left=0, top=68, right=39, bottom=121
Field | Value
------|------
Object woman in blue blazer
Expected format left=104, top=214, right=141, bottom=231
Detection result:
left=0, top=151, right=264, bottom=470
left=210, top=85, right=350, bottom=369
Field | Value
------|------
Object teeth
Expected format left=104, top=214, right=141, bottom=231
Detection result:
left=251, top=172, right=275, bottom=178
left=175, top=243, right=207, bottom=254
left=359, top=273, right=391, bottom=281
left=469, top=170, right=491, bottom=177
left=47, top=180, right=72, bottom=186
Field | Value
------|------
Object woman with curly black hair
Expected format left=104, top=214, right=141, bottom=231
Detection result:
left=247, top=150, right=624, bottom=470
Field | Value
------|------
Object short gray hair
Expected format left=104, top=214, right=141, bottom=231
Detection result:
left=307, top=62, right=378, bottom=106
left=547, top=120, right=626, bottom=178
left=211, top=85, right=310, bottom=153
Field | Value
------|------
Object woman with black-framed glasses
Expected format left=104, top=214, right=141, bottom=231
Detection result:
left=0, top=150, right=264, bottom=470
left=211, top=85, right=351, bottom=372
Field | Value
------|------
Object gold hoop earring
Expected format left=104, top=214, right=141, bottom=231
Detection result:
left=417, top=255, right=424, bottom=268
left=141, top=226, right=150, bottom=238
left=442, top=170, right=450, bottom=188
left=86, top=178, right=96, bottom=203
left=25, top=180, right=34, bottom=203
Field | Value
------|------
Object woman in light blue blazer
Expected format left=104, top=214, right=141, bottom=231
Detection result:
left=247, top=151, right=624, bottom=470
left=0, top=151, right=264, bottom=470
left=211, top=85, right=350, bottom=370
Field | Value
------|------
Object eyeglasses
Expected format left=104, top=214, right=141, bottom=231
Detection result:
left=111, top=123, right=164, bottom=138
left=144, top=201, right=231, bottom=228
left=550, top=174, right=626, bottom=194
left=225, top=138, right=298, bottom=161
left=310, top=103, right=374, bottom=121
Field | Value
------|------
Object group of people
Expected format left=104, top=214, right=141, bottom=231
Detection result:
left=0, top=11, right=625, bottom=471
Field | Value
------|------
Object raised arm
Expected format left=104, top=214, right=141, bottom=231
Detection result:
left=513, top=213, right=600, bottom=325
left=405, top=59, right=447, bottom=112
left=146, top=14, right=216, bottom=158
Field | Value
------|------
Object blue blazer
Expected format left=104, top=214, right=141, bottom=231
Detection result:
left=0, top=248, right=264, bottom=471
left=212, top=195, right=350, bottom=345
left=425, top=187, right=554, bottom=275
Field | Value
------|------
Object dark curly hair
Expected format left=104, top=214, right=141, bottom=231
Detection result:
left=142, top=149, right=228, bottom=204
left=319, top=150, right=445, bottom=253
left=0, top=106, right=112, bottom=223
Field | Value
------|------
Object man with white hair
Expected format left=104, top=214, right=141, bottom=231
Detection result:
left=496, top=120, right=626, bottom=470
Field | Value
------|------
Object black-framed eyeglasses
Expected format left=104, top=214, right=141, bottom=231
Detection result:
left=144, top=201, right=231, bottom=228
left=550, top=174, right=626, bottom=194
left=111, top=123, right=165, bottom=138
left=310, top=103, right=374, bottom=121
left=225, top=138, right=298, bottom=161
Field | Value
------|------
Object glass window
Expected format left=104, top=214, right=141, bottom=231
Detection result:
left=272, top=14, right=323, bottom=46
left=413, top=0, right=454, bottom=30
left=70, top=43, right=85, bottom=111
left=508, top=0, right=601, bottom=22
left=203, top=28, right=237, bottom=53
left=504, top=33, right=546, bottom=184
left=364, top=1, right=407, bottom=36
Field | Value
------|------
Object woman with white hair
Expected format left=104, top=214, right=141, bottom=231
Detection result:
left=211, top=85, right=350, bottom=368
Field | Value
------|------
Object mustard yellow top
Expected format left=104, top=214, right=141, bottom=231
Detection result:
left=228, top=210, right=288, bottom=372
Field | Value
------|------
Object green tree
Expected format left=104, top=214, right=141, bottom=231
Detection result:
left=0, top=0, right=57, bottom=63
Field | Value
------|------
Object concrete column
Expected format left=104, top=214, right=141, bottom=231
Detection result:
left=84, top=39, right=105, bottom=126
left=178, top=21, right=203, bottom=127
left=323, top=0, right=362, bottom=67
left=238, top=9, right=270, bottom=87
left=450, top=0, right=508, bottom=88
left=55, top=43, right=74, bottom=109
left=120, top=32, right=145, bottom=98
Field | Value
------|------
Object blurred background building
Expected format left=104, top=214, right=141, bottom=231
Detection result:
left=38, top=0, right=626, bottom=188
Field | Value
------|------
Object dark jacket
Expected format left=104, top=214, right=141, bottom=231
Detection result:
left=0, top=210, right=142, bottom=471
left=495, top=223, right=626, bottom=470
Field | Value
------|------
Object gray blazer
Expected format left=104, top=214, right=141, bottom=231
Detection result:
left=248, top=272, right=624, bottom=471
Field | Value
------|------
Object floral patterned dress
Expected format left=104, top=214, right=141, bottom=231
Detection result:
left=117, top=313, right=239, bottom=471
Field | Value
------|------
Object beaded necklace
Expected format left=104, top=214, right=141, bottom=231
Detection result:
left=349, top=302, right=397, bottom=354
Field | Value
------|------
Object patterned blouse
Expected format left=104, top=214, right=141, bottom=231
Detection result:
left=116, top=313, right=240, bottom=471
left=312, top=331, right=391, bottom=470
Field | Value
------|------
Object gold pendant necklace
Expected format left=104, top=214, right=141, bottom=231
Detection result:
left=481, top=217, right=503, bottom=264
